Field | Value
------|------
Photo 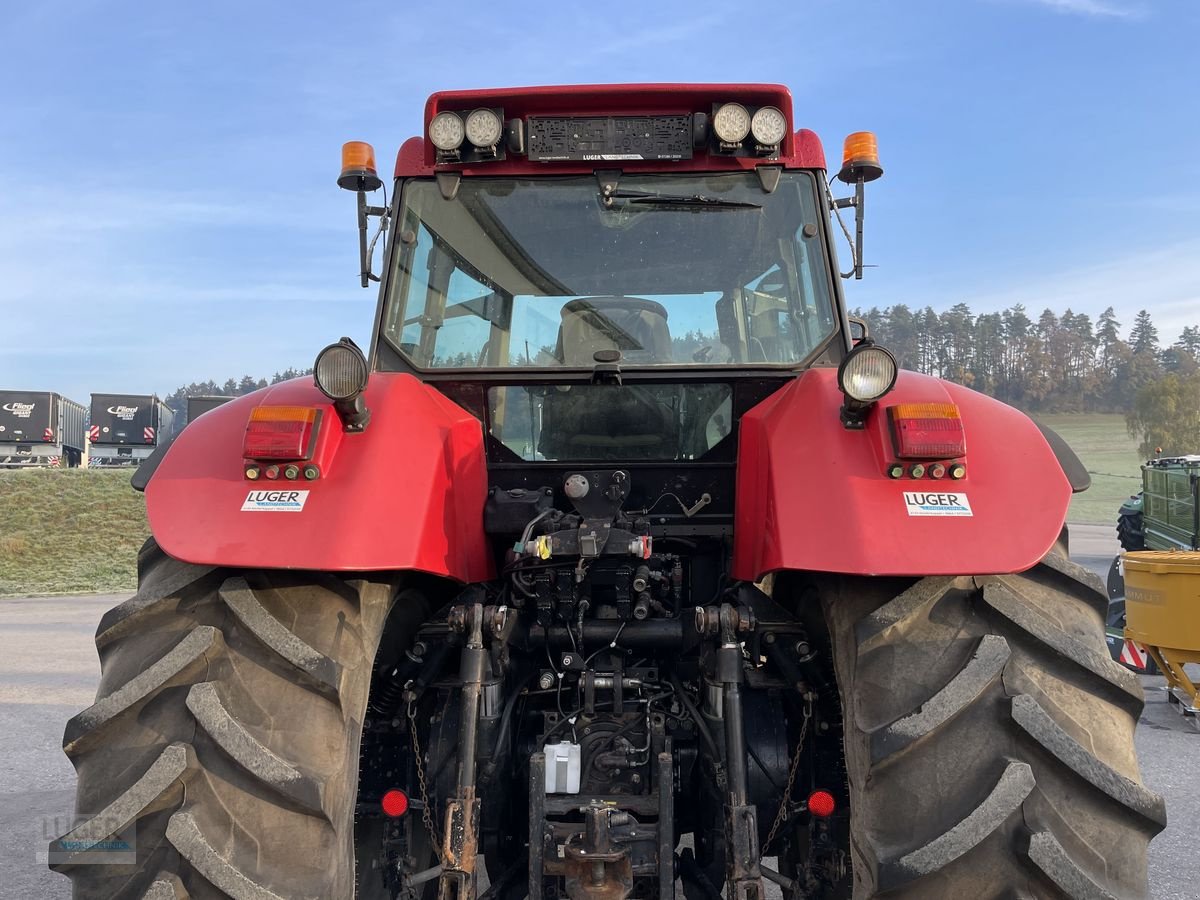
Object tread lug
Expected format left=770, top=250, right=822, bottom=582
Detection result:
left=879, top=761, right=1035, bottom=890
left=1027, top=831, right=1117, bottom=900
left=186, top=682, right=326, bottom=816
left=49, top=743, right=195, bottom=870
left=981, top=581, right=1143, bottom=708
left=871, top=634, right=1010, bottom=764
left=167, top=811, right=292, bottom=900
left=64, top=627, right=221, bottom=755
left=220, top=577, right=342, bottom=697
left=1011, top=694, right=1165, bottom=828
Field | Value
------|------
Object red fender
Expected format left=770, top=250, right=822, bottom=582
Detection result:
left=146, top=374, right=493, bottom=582
left=732, top=368, right=1072, bottom=580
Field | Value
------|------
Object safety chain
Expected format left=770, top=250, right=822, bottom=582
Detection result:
left=765, top=695, right=814, bottom=852
left=407, top=695, right=442, bottom=858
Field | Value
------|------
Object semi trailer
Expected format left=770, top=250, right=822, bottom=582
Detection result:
left=86, top=393, right=175, bottom=467
left=185, top=394, right=233, bottom=427
left=0, top=390, right=85, bottom=467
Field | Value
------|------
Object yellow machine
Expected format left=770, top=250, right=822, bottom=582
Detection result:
left=1124, top=551, right=1200, bottom=727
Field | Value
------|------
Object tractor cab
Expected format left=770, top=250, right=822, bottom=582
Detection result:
left=326, top=85, right=894, bottom=468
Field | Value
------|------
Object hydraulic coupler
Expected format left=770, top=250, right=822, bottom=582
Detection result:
left=439, top=603, right=506, bottom=900
left=698, top=603, right=766, bottom=900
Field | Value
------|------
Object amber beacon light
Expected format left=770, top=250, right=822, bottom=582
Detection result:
left=838, top=131, right=883, bottom=184
left=338, top=141, right=382, bottom=192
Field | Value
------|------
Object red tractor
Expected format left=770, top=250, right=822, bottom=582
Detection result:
left=53, top=84, right=1163, bottom=899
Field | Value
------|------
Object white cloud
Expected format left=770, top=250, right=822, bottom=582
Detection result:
left=1011, top=0, right=1144, bottom=18
left=936, top=239, right=1200, bottom=342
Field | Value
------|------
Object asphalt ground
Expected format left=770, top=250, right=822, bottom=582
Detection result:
left=2, top=527, right=1195, bottom=899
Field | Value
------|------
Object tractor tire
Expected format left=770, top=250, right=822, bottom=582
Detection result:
left=1116, top=510, right=1144, bottom=552
left=51, top=539, right=412, bottom=899
left=818, top=547, right=1165, bottom=899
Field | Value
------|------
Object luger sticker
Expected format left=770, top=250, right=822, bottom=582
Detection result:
left=241, top=490, right=309, bottom=512
left=903, top=491, right=972, bottom=517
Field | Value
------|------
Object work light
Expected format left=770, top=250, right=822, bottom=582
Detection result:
left=429, top=112, right=466, bottom=151
left=750, top=106, right=787, bottom=146
left=712, top=103, right=751, bottom=143
left=838, top=344, right=898, bottom=403
left=465, top=109, right=503, bottom=148
left=314, top=339, right=369, bottom=402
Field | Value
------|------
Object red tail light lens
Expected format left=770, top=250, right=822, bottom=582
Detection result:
left=889, top=403, right=966, bottom=459
left=381, top=789, right=409, bottom=817
left=243, top=407, right=321, bottom=460
left=807, top=789, right=836, bottom=818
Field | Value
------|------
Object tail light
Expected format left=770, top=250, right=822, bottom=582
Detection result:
left=888, top=403, right=966, bottom=459
left=381, top=789, right=409, bottom=818
left=807, top=789, right=836, bottom=818
left=243, top=407, right=321, bottom=461
left=43, top=428, right=54, bottom=442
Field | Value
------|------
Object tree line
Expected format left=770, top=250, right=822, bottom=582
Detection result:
left=163, top=368, right=311, bottom=432
left=852, top=304, right=1199, bottom=416
left=164, top=305, right=1200, bottom=456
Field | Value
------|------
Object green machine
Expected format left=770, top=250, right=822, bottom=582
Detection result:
left=1117, top=455, right=1200, bottom=553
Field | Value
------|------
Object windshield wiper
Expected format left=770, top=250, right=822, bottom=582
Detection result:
left=604, top=189, right=761, bottom=210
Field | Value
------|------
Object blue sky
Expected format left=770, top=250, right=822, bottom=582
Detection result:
left=1, top=0, right=1196, bottom=402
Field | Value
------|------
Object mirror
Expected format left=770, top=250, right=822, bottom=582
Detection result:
left=848, top=316, right=870, bottom=346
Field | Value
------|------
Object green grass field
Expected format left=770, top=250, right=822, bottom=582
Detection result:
left=0, top=468, right=149, bottom=597
left=1036, top=414, right=1144, bottom=525
left=0, top=414, right=1140, bottom=595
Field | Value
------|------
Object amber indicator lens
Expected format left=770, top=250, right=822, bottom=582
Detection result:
left=243, top=407, right=320, bottom=461
left=889, top=403, right=967, bottom=459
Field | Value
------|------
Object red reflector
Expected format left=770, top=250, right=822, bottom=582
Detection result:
left=807, top=789, right=836, bottom=818
left=243, top=407, right=320, bottom=460
left=381, top=788, right=409, bottom=817
left=889, top=403, right=966, bottom=459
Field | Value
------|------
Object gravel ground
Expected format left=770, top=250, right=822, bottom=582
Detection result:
left=2, top=528, right=1193, bottom=899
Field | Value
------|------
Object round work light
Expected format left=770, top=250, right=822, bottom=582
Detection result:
left=464, top=109, right=503, bottom=148
left=314, top=339, right=369, bottom=402
left=712, top=103, right=751, bottom=143
left=837, top=344, right=898, bottom=403
left=750, top=106, right=787, bottom=146
left=429, top=112, right=466, bottom=151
